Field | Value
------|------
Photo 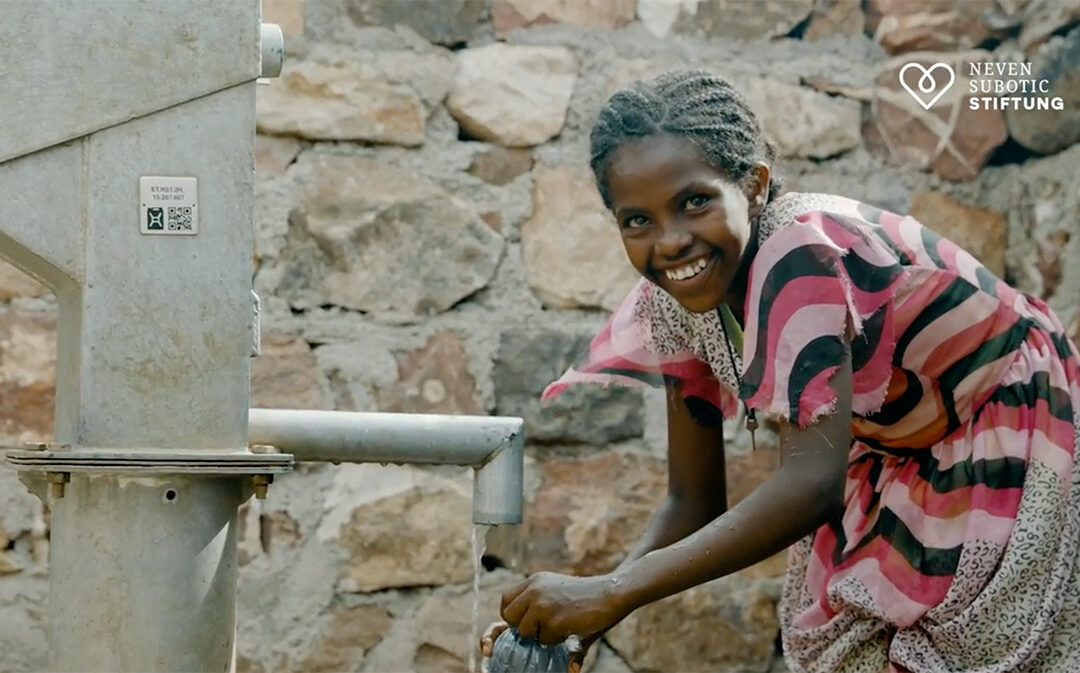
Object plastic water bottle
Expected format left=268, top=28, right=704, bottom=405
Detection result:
left=486, top=628, right=572, bottom=673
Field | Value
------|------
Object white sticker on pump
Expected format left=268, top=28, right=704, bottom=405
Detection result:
left=139, top=176, right=198, bottom=235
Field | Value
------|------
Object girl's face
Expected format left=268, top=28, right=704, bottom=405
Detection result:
left=606, top=134, right=766, bottom=313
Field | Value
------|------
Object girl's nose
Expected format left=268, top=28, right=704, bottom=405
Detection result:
left=655, top=222, right=693, bottom=258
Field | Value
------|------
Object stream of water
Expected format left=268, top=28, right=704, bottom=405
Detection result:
left=469, top=523, right=492, bottom=673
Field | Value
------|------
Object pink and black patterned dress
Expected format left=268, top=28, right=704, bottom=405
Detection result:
left=544, top=192, right=1080, bottom=672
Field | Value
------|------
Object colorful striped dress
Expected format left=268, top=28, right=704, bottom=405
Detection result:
left=543, top=192, right=1080, bottom=672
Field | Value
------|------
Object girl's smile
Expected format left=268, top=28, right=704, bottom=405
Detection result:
left=660, top=252, right=712, bottom=281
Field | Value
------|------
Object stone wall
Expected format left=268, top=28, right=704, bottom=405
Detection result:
left=2, top=0, right=1080, bottom=671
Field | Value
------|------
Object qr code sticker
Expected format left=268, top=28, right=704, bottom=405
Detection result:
left=167, top=206, right=193, bottom=231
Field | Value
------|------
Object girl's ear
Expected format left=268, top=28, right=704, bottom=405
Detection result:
left=745, top=163, right=771, bottom=220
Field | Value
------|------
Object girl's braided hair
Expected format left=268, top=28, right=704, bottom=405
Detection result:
left=589, top=69, right=783, bottom=209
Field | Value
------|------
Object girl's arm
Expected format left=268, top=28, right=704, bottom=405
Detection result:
left=613, top=350, right=852, bottom=612
left=499, top=351, right=852, bottom=646
left=618, top=383, right=729, bottom=569
left=483, top=383, right=729, bottom=664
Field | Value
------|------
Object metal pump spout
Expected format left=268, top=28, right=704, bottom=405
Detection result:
left=247, top=408, right=524, bottom=525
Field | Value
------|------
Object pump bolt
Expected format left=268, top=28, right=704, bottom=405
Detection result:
left=252, top=474, right=272, bottom=500
left=25, top=442, right=71, bottom=452
left=47, top=472, right=70, bottom=499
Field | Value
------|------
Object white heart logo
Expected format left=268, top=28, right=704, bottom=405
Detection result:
left=898, top=62, right=956, bottom=110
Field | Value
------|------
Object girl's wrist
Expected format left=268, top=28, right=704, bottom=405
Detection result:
left=610, top=545, right=702, bottom=613
left=608, top=565, right=645, bottom=616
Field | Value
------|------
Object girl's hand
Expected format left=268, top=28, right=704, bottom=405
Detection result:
left=479, top=620, right=509, bottom=659
left=500, top=572, right=629, bottom=648
left=566, top=633, right=600, bottom=673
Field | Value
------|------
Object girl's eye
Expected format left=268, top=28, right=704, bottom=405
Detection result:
left=623, top=215, right=650, bottom=229
left=685, top=194, right=711, bottom=210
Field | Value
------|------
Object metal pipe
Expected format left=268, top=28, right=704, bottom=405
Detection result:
left=259, top=23, right=284, bottom=78
left=248, top=408, right=524, bottom=525
left=473, top=426, right=523, bottom=525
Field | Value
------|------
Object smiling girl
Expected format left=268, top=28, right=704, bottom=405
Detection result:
left=481, top=70, right=1080, bottom=673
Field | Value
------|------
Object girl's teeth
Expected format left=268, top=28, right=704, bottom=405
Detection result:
left=666, top=257, right=708, bottom=281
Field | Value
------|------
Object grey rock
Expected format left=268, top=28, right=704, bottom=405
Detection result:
left=262, top=0, right=304, bottom=37
left=250, top=333, right=330, bottom=410
left=0, top=571, right=47, bottom=672
left=468, top=147, right=535, bottom=186
left=410, top=570, right=525, bottom=673
left=606, top=576, right=780, bottom=673
left=256, top=47, right=455, bottom=146
left=639, top=0, right=813, bottom=40
left=1007, top=26, right=1080, bottom=155
left=336, top=484, right=474, bottom=592
left=521, top=164, right=639, bottom=311
left=345, top=0, right=485, bottom=46
left=492, top=0, right=635, bottom=38
left=1019, top=0, right=1080, bottom=53
left=278, top=155, right=504, bottom=323
left=493, top=329, right=644, bottom=445
left=257, top=60, right=426, bottom=145
left=866, top=0, right=1002, bottom=55
left=737, top=77, right=862, bottom=159
left=804, top=0, right=866, bottom=41
left=908, top=191, right=1008, bottom=277
left=0, top=309, right=55, bottom=441
left=447, top=44, right=578, bottom=148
